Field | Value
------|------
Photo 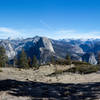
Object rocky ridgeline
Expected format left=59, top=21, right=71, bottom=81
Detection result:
left=0, top=36, right=99, bottom=64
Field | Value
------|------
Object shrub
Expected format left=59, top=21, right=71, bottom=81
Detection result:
left=32, top=55, right=39, bottom=68
left=52, top=59, right=71, bottom=65
left=65, top=54, right=71, bottom=65
left=47, top=68, right=64, bottom=76
left=55, top=70, right=63, bottom=74
left=72, top=61, right=90, bottom=66
left=66, top=65, right=100, bottom=74
left=18, top=49, right=29, bottom=69
left=0, top=69, right=3, bottom=72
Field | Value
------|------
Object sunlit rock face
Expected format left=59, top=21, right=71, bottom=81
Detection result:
left=89, top=53, right=97, bottom=65
left=40, top=37, right=55, bottom=53
left=0, top=40, right=16, bottom=60
left=36, top=37, right=54, bottom=53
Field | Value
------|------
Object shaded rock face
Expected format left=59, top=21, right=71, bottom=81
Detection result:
left=71, top=54, right=82, bottom=61
left=28, top=37, right=55, bottom=63
left=0, top=36, right=100, bottom=64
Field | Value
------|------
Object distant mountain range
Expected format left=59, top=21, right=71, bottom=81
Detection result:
left=0, top=36, right=100, bottom=65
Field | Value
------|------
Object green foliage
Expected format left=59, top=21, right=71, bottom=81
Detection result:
left=50, top=56, right=55, bottom=64
left=54, top=59, right=71, bottom=65
left=50, top=54, right=72, bottom=65
left=0, top=46, right=8, bottom=67
left=49, top=64, right=100, bottom=76
left=65, top=54, right=71, bottom=65
left=97, top=51, right=100, bottom=64
left=48, top=69, right=64, bottom=77
left=18, top=49, right=29, bottom=68
left=28, top=57, right=32, bottom=67
left=72, top=61, right=90, bottom=65
left=13, top=56, right=18, bottom=67
left=66, top=54, right=71, bottom=60
left=54, top=69, right=63, bottom=74
left=66, top=65, right=100, bottom=74
left=32, top=55, right=38, bottom=68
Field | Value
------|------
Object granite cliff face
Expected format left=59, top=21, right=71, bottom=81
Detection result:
left=89, top=53, right=97, bottom=65
left=0, top=40, right=15, bottom=60
left=27, top=37, right=55, bottom=63
left=0, top=36, right=99, bottom=64
left=0, top=36, right=55, bottom=64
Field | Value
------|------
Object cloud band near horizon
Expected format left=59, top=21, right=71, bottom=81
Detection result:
left=0, top=27, right=100, bottom=39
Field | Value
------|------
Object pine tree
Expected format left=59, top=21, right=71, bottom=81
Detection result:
left=13, top=56, right=18, bottom=67
left=0, top=46, right=8, bottom=67
left=28, top=57, right=32, bottom=67
left=98, top=51, right=100, bottom=64
left=65, top=54, right=71, bottom=65
left=32, top=55, right=38, bottom=68
left=51, top=56, right=55, bottom=64
left=18, top=49, right=29, bottom=68
left=66, top=54, right=70, bottom=60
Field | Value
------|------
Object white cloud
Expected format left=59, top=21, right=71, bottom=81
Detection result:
left=26, top=29, right=100, bottom=39
left=0, top=27, right=18, bottom=33
left=90, top=31, right=100, bottom=34
left=0, top=27, right=100, bottom=39
left=52, top=29, right=100, bottom=39
left=0, top=27, right=22, bottom=39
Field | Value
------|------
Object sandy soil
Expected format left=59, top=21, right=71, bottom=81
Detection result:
left=0, top=65, right=100, bottom=100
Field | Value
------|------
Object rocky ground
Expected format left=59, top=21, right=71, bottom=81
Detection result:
left=0, top=65, right=100, bottom=100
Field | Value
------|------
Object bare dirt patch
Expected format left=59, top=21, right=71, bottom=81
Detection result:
left=0, top=65, right=100, bottom=100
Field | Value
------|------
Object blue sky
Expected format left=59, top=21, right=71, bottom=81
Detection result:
left=0, top=0, right=100, bottom=39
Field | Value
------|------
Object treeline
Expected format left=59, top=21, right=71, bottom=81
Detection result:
left=0, top=45, right=72, bottom=68
left=1, top=45, right=100, bottom=68
left=0, top=46, right=8, bottom=67
left=0, top=46, right=39, bottom=68
left=0, top=45, right=88, bottom=68
left=15, top=49, right=39, bottom=68
left=50, top=54, right=72, bottom=65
